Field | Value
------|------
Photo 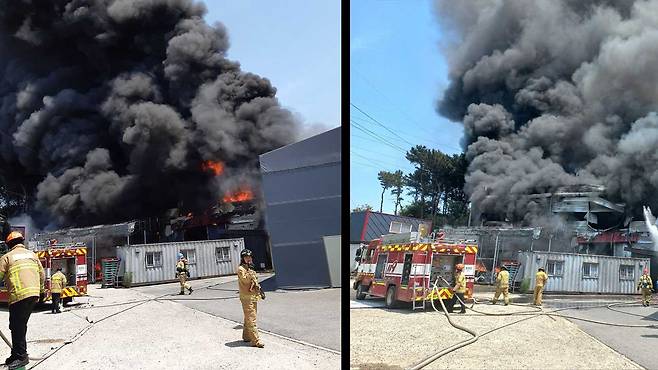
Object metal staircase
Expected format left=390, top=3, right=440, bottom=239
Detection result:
left=504, top=262, right=521, bottom=293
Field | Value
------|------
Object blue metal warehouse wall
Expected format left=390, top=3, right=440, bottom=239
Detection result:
left=260, top=127, right=341, bottom=288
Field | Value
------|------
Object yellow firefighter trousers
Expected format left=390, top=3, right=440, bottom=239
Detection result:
left=493, top=286, right=509, bottom=305
left=178, top=273, right=190, bottom=293
left=642, top=288, right=652, bottom=305
left=534, top=285, right=545, bottom=305
left=241, top=299, right=261, bottom=345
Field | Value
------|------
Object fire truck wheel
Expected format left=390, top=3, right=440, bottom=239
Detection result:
left=385, top=286, right=398, bottom=308
left=63, top=297, right=72, bottom=306
left=355, top=283, right=367, bottom=300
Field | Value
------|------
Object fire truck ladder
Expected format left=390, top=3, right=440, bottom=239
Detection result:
left=412, top=262, right=428, bottom=311
left=504, top=263, right=521, bottom=293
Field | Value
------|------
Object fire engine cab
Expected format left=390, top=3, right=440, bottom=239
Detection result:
left=353, top=232, right=478, bottom=310
left=0, top=243, right=88, bottom=305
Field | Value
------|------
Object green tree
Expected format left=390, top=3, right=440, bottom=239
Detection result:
left=405, top=146, right=432, bottom=218
left=352, top=204, right=373, bottom=212
left=377, top=171, right=395, bottom=213
left=389, top=170, right=405, bottom=215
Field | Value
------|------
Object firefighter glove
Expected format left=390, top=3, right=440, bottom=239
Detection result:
left=260, top=290, right=266, bottom=300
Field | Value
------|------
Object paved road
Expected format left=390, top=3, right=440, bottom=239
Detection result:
left=543, top=297, right=658, bottom=369
left=133, top=274, right=342, bottom=352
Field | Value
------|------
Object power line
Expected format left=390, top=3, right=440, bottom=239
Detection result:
left=351, top=160, right=384, bottom=171
left=350, top=151, right=405, bottom=169
left=350, top=120, right=408, bottom=153
left=351, top=70, right=463, bottom=152
left=351, top=103, right=416, bottom=147
left=353, top=114, right=462, bottom=152
left=351, top=146, right=411, bottom=166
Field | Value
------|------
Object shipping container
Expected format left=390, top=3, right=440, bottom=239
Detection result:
left=116, top=238, right=245, bottom=285
left=517, top=251, right=650, bottom=294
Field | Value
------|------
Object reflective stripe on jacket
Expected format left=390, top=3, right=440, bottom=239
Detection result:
left=0, top=244, right=45, bottom=305
left=638, top=275, right=653, bottom=289
left=50, top=271, right=67, bottom=293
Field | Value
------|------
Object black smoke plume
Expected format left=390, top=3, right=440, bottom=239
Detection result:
left=435, top=0, right=658, bottom=222
left=0, top=0, right=299, bottom=227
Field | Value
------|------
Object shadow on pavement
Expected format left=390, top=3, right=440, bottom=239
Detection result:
left=224, top=340, right=250, bottom=348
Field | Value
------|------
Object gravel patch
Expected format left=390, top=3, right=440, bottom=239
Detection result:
left=350, top=302, right=643, bottom=370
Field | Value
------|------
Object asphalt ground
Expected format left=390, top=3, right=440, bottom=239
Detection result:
left=132, top=273, right=342, bottom=352
left=543, top=297, right=658, bottom=370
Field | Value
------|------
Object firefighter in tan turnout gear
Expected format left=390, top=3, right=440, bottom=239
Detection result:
left=637, top=268, right=653, bottom=306
left=534, top=267, right=549, bottom=306
left=0, top=231, right=45, bottom=370
left=238, top=249, right=265, bottom=348
left=492, top=265, right=510, bottom=305
left=452, top=263, right=467, bottom=314
left=50, top=267, right=67, bottom=314
left=176, top=253, right=193, bottom=295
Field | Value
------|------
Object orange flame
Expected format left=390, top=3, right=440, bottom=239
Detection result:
left=201, top=160, right=224, bottom=176
left=223, top=188, right=254, bottom=203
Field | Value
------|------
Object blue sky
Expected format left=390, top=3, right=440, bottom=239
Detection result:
left=205, top=1, right=341, bottom=136
left=350, top=0, right=464, bottom=214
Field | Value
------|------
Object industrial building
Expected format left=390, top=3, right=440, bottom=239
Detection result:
left=260, top=127, right=341, bottom=289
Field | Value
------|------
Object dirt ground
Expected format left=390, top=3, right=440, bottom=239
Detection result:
left=350, top=301, right=643, bottom=370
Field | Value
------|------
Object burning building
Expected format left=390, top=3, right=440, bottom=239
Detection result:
left=435, top=0, right=658, bottom=227
left=0, top=1, right=300, bottom=231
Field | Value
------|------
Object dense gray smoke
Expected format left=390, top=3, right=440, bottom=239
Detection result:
left=0, top=0, right=299, bottom=226
left=435, top=0, right=658, bottom=222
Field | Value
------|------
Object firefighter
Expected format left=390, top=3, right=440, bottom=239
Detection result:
left=452, top=263, right=467, bottom=314
left=492, top=265, right=510, bottom=305
left=0, top=231, right=45, bottom=369
left=534, top=267, right=549, bottom=306
left=238, top=249, right=264, bottom=348
left=637, top=268, right=653, bottom=306
left=50, top=267, right=67, bottom=314
left=176, top=253, right=193, bottom=295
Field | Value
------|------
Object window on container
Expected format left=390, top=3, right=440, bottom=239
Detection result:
left=145, top=252, right=162, bottom=268
left=582, top=263, right=599, bottom=278
left=180, top=249, right=196, bottom=265
left=215, top=247, right=231, bottom=262
left=547, top=260, right=563, bottom=276
left=620, top=265, right=635, bottom=280
left=389, top=221, right=412, bottom=234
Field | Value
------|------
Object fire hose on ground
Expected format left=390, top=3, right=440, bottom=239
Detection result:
left=407, top=277, right=658, bottom=370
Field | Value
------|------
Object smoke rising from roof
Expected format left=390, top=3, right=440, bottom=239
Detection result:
left=435, top=0, right=658, bottom=222
left=0, top=0, right=299, bottom=227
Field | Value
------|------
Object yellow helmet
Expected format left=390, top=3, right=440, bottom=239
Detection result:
left=5, top=231, right=24, bottom=244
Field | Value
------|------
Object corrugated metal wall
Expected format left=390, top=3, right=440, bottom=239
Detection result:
left=260, top=127, right=341, bottom=289
left=117, top=238, right=244, bottom=285
left=518, top=251, right=650, bottom=294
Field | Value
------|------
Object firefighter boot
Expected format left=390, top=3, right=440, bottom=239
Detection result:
left=4, top=355, right=17, bottom=365
left=7, top=355, right=28, bottom=370
left=178, top=291, right=185, bottom=295
left=188, top=287, right=193, bottom=294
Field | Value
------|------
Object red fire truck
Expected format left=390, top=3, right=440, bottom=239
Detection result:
left=0, top=243, right=88, bottom=305
left=353, top=233, right=478, bottom=310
